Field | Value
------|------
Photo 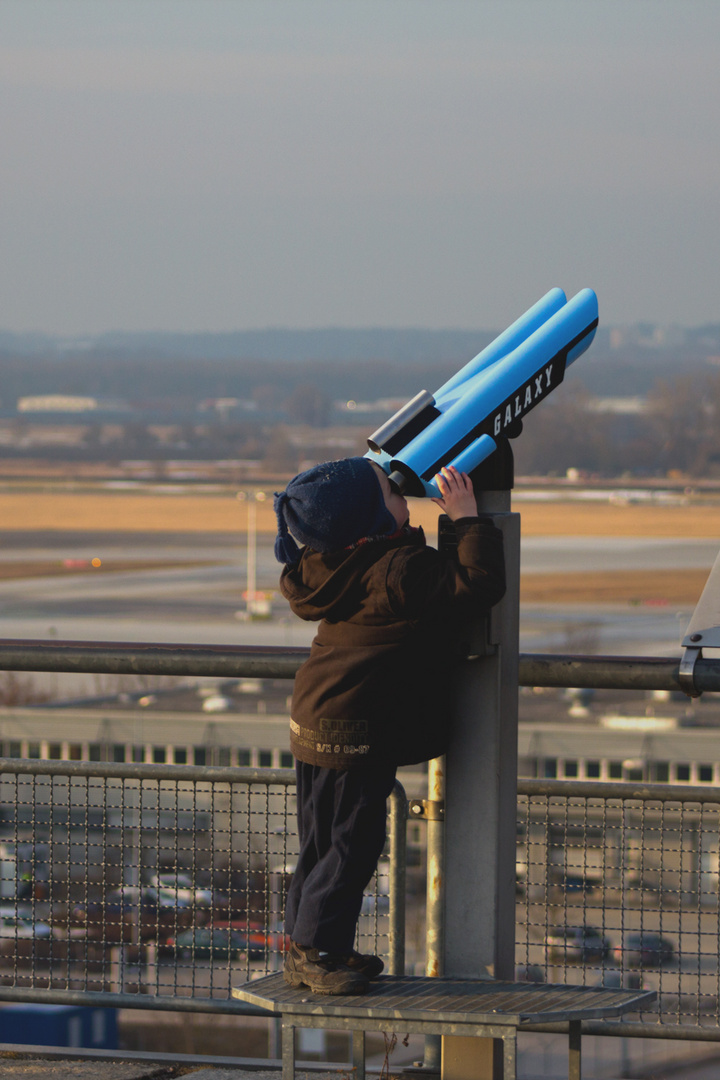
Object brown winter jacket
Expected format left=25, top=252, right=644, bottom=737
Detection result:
left=279, top=517, right=506, bottom=769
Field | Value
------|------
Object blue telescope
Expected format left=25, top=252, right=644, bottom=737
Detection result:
left=365, top=287, right=598, bottom=497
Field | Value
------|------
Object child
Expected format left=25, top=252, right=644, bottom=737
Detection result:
left=274, top=457, right=506, bottom=994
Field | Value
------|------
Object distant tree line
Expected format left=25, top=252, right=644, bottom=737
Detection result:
left=3, top=347, right=720, bottom=478
left=0, top=334, right=714, bottom=407
left=514, top=372, right=720, bottom=477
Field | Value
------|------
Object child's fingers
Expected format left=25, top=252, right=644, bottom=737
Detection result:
left=437, top=466, right=467, bottom=489
left=433, top=466, right=472, bottom=503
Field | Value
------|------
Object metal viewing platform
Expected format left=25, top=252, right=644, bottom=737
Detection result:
left=234, top=974, right=656, bottom=1080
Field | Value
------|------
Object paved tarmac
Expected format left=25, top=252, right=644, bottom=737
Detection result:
left=0, top=531, right=702, bottom=698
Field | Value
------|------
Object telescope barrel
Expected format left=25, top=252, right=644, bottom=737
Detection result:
left=365, top=287, right=598, bottom=498
left=367, top=390, right=438, bottom=455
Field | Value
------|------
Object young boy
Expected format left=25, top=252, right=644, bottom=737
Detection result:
left=274, top=457, right=506, bottom=994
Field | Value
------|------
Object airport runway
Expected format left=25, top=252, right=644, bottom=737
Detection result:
left=0, top=531, right=717, bottom=573
left=0, top=531, right=711, bottom=697
left=521, top=535, right=720, bottom=573
left=0, top=529, right=708, bottom=639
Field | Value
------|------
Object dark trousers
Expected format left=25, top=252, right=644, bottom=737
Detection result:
left=285, top=759, right=397, bottom=954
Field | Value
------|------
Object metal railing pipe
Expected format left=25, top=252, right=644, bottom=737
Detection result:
left=0, top=986, right=272, bottom=1016
left=3, top=639, right=720, bottom=695
left=0, top=757, right=296, bottom=786
left=0, top=639, right=310, bottom=679
left=518, top=652, right=693, bottom=692
left=519, top=776, right=720, bottom=804
left=520, top=1021, right=720, bottom=1042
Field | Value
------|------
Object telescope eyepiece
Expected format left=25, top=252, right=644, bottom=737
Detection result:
left=387, top=470, right=408, bottom=495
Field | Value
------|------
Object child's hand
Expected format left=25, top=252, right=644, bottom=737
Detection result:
left=430, top=466, right=478, bottom=520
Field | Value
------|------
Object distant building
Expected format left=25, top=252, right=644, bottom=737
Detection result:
left=0, top=707, right=294, bottom=770
left=4, top=702, right=720, bottom=789
left=586, top=396, right=649, bottom=415
left=198, top=398, right=259, bottom=415
left=520, top=719, right=720, bottom=785
left=17, top=395, right=99, bottom=413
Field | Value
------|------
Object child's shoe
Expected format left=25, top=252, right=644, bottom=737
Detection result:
left=283, top=942, right=370, bottom=995
left=331, top=949, right=384, bottom=979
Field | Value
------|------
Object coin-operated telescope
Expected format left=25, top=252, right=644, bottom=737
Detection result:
left=365, top=287, right=598, bottom=497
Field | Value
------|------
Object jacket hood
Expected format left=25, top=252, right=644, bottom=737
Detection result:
left=280, top=528, right=424, bottom=622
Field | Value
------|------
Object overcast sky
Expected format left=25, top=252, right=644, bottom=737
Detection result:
left=1, top=0, right=718, bottom=335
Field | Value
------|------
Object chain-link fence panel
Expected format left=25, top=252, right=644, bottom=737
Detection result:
left=517, top=779, right=720, bottom=1033
left=0, top=760, right=404, bottom=1011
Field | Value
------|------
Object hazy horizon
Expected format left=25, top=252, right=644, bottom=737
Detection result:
left=1, top=1, right=718, bottom=335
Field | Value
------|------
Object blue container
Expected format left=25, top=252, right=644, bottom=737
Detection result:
left=0, top=1003, right=117, bottom=1049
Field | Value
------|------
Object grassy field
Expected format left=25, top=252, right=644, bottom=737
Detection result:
left=520, top=569, right=707, bottom=605
left=0, top=489, right=718, bottom=538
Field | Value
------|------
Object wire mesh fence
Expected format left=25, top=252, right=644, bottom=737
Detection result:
left=6, top=757, right=720, bottom=1039
left=0, top=760, right=401, bottom=1010
left=516, top=779, right=720, bottom=1033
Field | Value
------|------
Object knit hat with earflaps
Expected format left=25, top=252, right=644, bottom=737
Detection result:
left=273, top=457, right=396, bottom=565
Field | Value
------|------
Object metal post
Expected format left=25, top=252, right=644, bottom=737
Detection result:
left=247, top=496, right=257, bottom=601
left=282, top=1022, right=296, bottom=1080
left=441, top=444, right=521, bottom=1080
left=389, top=783, right=408, bottom=976
left=352, top=1029, right=366, bottom=1080
left=426, top=755, right=446, bottom=980
left=423, top=755, right=446, bottom=1072
left=569, top=1020, right=582, bottom=1080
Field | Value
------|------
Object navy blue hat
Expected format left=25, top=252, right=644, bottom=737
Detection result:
left=274, top=457, right=396, bottom=565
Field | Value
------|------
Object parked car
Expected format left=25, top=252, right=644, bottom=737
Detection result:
left=516, top=963, right=545, bottom=983
left=71, top=886, right=194, bottom=943
left=596, top=968, right=644, bottom=990
left=560, top=875, right=598, bottom=894
left=0, top=915, right=56, bottom=939
left=147, top=875, right=229, bottom=918
left=0, top=914, right=65, bottom=964
left=545, top=925, right=611, bottom=962
left=613, top=932, right=674, bottom=968
left=166, top=926, right=265, bottom=962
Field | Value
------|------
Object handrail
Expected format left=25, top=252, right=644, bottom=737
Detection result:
left=519, top=775, right=720, bottom=804
left=518, top=653, right=699, bottom=691
left=0, top=638, right=716, bottom=694
left=0, top=639, right=309, bottom=679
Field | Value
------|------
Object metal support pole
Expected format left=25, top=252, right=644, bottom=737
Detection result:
left=569, top=1020, right=582, bottom=1080
left=425, top=755, right=446, bottom=980
left=352, top=1029, right=366, bottom=1080
left=423, top=754, right=446, bottom=1071
left=389, top=782, right=408, bottom=976
left=441, top=444, right=521, bottom=1080
left=282, top=1022, right=296, bottom=1080
left=247, top=496, right=257, bottom=602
